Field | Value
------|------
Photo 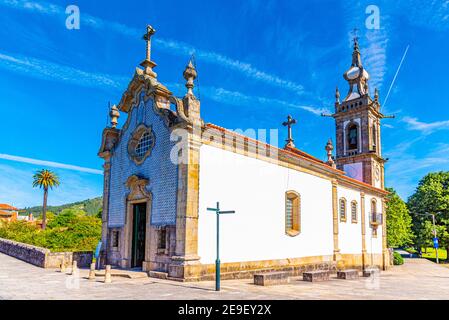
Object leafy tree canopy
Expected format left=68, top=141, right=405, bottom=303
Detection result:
left=385, top=187, right=414, bottom=247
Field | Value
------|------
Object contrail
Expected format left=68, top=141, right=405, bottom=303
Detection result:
left=382, top=45, right=410, bottom=109
left=0, top=154, right=103, bottom=175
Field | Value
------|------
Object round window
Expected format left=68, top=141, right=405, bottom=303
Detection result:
left=128, top=125, right=155, bottom=165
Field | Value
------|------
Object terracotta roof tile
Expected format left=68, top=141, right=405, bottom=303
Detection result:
left=0, top=204, right=18, bottom=211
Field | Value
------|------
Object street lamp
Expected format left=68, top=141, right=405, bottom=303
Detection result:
left=207, top=202, right=235, bottom=291
left=417, top=212, right=441, bottom=264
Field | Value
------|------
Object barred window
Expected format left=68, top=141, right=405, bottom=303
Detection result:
left=339, top=198, right=347, bottom=222
left=285, top=191, right=301, bottom=236
left=136, top=132, right=154, bottom=158
left=128, top=125, right=155, bottom=165
left=351, top=201, right=358, bottom=223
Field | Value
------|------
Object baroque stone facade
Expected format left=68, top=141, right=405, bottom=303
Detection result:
left=98, top=26, right=390, bottom=281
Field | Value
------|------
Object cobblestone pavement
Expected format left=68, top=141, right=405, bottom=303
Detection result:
left=1, top=252, right=449, bottom=300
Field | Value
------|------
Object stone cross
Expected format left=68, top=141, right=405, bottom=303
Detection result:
left=140, top=25, right=157, bottom=77
left=143, top=25, right=156, bottom=61
left=282, top=115, right=297, bottom=148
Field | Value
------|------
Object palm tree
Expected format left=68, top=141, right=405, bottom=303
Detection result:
left=32, top=169, right=60, bottom=230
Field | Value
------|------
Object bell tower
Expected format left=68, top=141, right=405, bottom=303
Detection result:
left=330, top=37, right=387, bottom=189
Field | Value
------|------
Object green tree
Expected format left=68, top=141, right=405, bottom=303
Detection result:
left=32, top=169, right=60, bottom=230
left=385, top=187, right=414, bottom=247
left=408, top=171, right=449, bottom=257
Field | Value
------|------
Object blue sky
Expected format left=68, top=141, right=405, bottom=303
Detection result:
left=0, top=0, right=448, bottom=208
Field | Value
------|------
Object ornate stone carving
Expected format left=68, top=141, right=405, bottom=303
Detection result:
left=126, top=175, right=151, bottom=201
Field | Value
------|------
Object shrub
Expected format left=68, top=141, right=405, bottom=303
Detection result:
left=393, top=251, right=404, bottom=265
left=0, top=209, right=101, bottom=252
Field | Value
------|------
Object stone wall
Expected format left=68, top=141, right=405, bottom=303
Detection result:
left=0, top=238, right=93, bottom=268
left=0, top=238, right=48, bottom=267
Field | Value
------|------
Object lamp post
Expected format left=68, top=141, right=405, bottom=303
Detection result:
left=207, top=202, right=235, bottom=291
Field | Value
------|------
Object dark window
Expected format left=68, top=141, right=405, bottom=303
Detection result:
left=158, top=228, right=167, bottom=250
left=348, top=124, right=358, bottom=150
left=112, top=231, right=119, bottom=248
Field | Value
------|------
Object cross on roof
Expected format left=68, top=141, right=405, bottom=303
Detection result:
left=282, top=115, right=297, bottom=148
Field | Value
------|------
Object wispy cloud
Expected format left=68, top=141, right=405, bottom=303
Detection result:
left=200, top=86, right=329, bottom=116
left=0, top=0, right=305, bottom=95
left=402, top=116, right=449, bottom=134
left=0, top=51, right=128, bottom=89
left=0, top=154, right=103, bottom=175
left=0, top=50, right=326, bottom=116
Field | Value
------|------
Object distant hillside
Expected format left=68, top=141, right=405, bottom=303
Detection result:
left=22, top=197, right=103, bottom=216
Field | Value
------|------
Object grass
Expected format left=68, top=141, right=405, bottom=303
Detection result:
left=421, top=247, right=448, bottom=262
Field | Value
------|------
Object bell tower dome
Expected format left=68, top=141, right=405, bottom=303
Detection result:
left=331, top=37, right=386, bottom=189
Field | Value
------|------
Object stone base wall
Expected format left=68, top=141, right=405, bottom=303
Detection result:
left=0, top=238, right=93, bottom=268
left=165, top=253, right=385, bottom=282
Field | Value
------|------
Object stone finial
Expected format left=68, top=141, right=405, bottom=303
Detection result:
left=325, top=139, right=336, bottom=168
left=374, top=88, right=379, bottom=103
left=335, top=87, right=340, bottom=104
left=109, top=104, right=120, bottom=128
left=183, top=60, right=197, bottom=96
left=140, top=25, right=157, bottom=77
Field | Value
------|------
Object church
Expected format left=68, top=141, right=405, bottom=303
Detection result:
left=98, top=26, right=390, bottom=281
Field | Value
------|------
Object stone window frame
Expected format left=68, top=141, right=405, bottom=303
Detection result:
left=346, top=122, right=359, bottom=151
left=110, top=229, right=120, bottom=252
left=339, top=198, right=347, bottom=222
left=351, top=200, right=358, bottom=223
left=128, top=124, right=155, bottom=166
left=285, top=190, right=301, bottom=237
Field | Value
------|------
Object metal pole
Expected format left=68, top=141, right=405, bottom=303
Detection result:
left=432, top=214, right=439, bottom=264
left=216, top=202, right=220, bottom=291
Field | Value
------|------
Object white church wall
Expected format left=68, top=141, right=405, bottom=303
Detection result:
left=337, top=186, right=363, bottom=254
left=197, top=144, right=334, bottom=264
left=364, top=194, right=383, bottom=254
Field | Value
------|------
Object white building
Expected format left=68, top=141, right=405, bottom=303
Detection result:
left=98, top=26, right=389, bottom=281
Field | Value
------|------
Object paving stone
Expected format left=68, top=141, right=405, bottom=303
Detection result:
left=2, top=253, right=449, bottom=299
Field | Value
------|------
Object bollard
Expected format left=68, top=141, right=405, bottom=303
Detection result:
left=60, top=261, right=66, bottom=273
left=88, top=262, right=96, bottom=281
left=70, top=260, right=78, bottom=275
left=104, top=265, right=112, bottom=283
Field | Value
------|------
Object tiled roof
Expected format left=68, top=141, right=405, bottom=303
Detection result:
left=0, top=204, right=18, bottom=211
left=0, top=210, right=14, bottom=216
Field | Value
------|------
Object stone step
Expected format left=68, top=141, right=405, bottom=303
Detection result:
left=303, top=270, right=330, bottom=282
left=149, top=271, right=168, bottom=280
left=254, top=272, right=290, bottom=286
left=363, top=267, right=380, bottom=277
left=94, top=269, right=148, bottom=279
left=337, top=269, right=359, bottom=280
